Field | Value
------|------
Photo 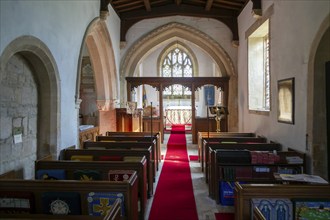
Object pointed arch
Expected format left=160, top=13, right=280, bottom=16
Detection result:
left=307, top=13, right=330, bottom=178
left=120, top=22, right=238, bottom=130
left=76, top=18, right=118, bottom=134
left=77, top=18, right=118, bottom=109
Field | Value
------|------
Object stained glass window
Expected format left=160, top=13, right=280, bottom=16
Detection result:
left=161, top=46, right=193, bottom=97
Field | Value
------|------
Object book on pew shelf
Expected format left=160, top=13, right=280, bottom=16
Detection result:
left=87, top=192, right=125, bottom=216
left=251, top=198, right=293, bottom=220
left=0, top=191, right=34, bottom=214
left=36, top=169, right=66, bottom=180
left=108, top=170, right=135, bottom=182
left=70, top=155, right=94, bottom=161
left=73, top=170, right=102, bottom=181
left=42, top=192, right=81, bottom=215
left=278, top=174, right=328, bottom=184
left=123, top=156, right=142, bottom=162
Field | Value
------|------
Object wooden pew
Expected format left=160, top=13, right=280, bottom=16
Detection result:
left=105, top=131, right=161, bottom=168
left=206, top=142, right=282, bottom=202
left=0, top=176, right=139, bottom=220
left=212, top=149, right=305, bottom=204
left=204, top=140, right=277, bottom=181
left=59, top=147, right=154, bottom=198
left=200, top=136, right=266, bottom=172
left=34, top=157, right=147, bottom=220
left=83, top=141, right=157, bottom=184
left=0, top=199, right=121, bottom=220
left=197, top=132, right=256, bottom=164
left=96, top=135, right=160, bottom=171
left=234, top=182, right=330, bottom=220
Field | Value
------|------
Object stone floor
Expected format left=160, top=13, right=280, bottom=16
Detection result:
left=144, top=133, right=234, bottom=220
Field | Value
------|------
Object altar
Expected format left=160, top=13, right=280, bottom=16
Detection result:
left=165, top=106, right=192, bottom=126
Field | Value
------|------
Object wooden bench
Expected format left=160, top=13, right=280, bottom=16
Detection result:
left=83, top=141, right=157, bottom=183
left=212, top=149, right=305, bottom=204
left=197, top=132, right=256, bottom=163
left=206, top=142, right=282, bottom=202
left=34, top=157, right=147, bottom=220
left=0, top=176, right=139, bottom=220
left=234, top=182, right=330, bottom=220
left=81, top=141, right=156, bottom=196
left=105, top=131, right=161, bottom=168
left=96, top=135, right=160, bottom=171
left=200, top=136, right=266, bottom=172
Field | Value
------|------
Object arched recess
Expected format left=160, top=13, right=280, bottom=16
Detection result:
left=0, top=36, right=60, bottom=166
left=76, top=18, right=118, bottom=135
left=121, top=22, right=238, bottom=130
left=307, top=13, right=330, bottom=179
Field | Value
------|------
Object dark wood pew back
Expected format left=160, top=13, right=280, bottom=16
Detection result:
left=206, top=142, right=282, bottom=201
left=59, top=148, right=154, bottom=197
left=105, top=131, right=161, bottom=166
left=34, top=158, right=146, bottom=220
left=200, top=136, right=267, bottom=171
left=0, top=199, right=121, bottom=220
left=0, top=177, right=138, bottom=220
left=234, top=182, right=330, bottom=220
left=197, top=131, right=256, bottom=160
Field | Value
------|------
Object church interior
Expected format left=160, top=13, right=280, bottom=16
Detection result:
left=0, top=0, right=330, bottom=219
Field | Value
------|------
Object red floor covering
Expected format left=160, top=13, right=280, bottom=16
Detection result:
left=148, top=125, right=198, bottom=220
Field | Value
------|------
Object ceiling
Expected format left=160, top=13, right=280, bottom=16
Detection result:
left=101, top=0, right=260, bottom=42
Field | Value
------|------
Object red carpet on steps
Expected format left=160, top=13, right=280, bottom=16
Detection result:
left=148, top=124, right=198, bottom=220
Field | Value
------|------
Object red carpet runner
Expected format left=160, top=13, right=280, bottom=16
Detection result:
left=148, top=125, right=198, bottom=220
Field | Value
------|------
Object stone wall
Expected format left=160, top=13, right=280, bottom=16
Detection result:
left=0, top=54, right=37, bottom=179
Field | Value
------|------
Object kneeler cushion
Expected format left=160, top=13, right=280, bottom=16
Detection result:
left=87, top=192, right=125, bottom=217
left=36, top=169, right=66, bottom=180
left=0, top=191, right=34, bottom=214
left=108, top=170, right=135, bottom=182
left=73, top=170, right=102, bottom=181
left=42, top=192, right=81, bottom=215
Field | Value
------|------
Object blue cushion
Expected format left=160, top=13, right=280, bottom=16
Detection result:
left=87, top=192, right=124, bottom=216
left=36, top=169, right=66, bottom=180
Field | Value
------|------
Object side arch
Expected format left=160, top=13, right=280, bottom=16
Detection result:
left=0, top=35, right=60, bottom=160
left=76, top=18, right=118, bottom=134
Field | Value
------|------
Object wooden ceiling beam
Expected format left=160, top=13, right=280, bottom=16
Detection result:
left=205, top=0, right=214, bottom=11
left=143, top=0, right=151, bottom=11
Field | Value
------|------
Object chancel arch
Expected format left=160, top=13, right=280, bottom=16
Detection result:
left=121, top=22, right=238, bottom=131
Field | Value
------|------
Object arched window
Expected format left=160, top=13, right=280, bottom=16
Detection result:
left=159, top=42, right=196, bottom=98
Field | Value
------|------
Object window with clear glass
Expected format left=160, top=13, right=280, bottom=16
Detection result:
left=161, top=46, right=193, bottom=98
left=248, top=19, right=270, bottom=112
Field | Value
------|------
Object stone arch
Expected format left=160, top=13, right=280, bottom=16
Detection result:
left=0, top=36, right=60, bottom=176
left=120, top=22, right=238, bottom=130
left=307, top=13, right=330, bottom=179
left=76, top=18, right=118, bottom=135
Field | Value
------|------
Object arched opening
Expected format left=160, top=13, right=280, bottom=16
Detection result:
left=121, top=22, right=238, bottom=131
left=76, top=18, right=118, bottom=138
left=307, top=14, right=330, bottom=180
left=0, top=36, right=60, bottom=179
